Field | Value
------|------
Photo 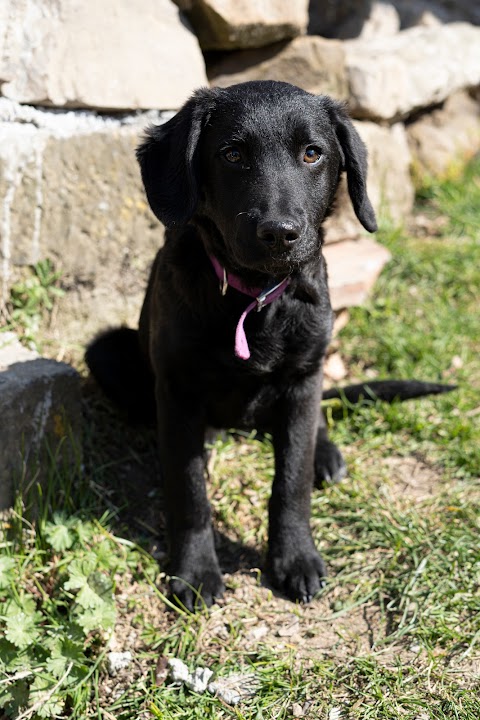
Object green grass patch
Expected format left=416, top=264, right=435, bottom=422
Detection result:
left=1, top=158, right=479, bottom=718
left=335, top=159, right=480, bottom=477
left=1, top=259, right=65, bottom=351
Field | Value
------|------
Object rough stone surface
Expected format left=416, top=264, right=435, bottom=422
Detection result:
left=323, top=238, right=391, bottom=310
left=0, top=0, right=207, bottom=111
left=324, top=121, right=414, bottom=243
left=407, top=91, right=480, bottom=177
left=208, top=36, right=348, bottom=101
left=345, top=23, right=480, bottom=121
left=308, top=0, right=371, bottom=38
left=0, top=332, right=81, bottom=508
left=392, top=0, right=480, bottom=28
left=0, top=102, right=167, bottom=345
left=309, top=0, right=480, bottom=37
left=352, top=2, right=400, bottom=39
left=310, top=0, right=400, bottom=39
left=178, top=0, right=309, bottom=50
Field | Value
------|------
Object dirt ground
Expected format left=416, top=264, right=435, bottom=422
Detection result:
left=81, top=377, right=480, bottom=715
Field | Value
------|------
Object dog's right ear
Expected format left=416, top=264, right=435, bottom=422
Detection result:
left=324, top=99, right=377, bottom=234
left=136, top=88, right=218, bottom=228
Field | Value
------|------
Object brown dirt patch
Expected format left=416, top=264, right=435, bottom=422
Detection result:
left=381, top=455, right=445, bottom=501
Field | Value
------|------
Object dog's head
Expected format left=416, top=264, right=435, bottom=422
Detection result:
left=137, top=81, right=377, bottom=277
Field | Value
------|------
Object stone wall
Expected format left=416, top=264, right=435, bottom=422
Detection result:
left=1, top=0, right=480, bottom=347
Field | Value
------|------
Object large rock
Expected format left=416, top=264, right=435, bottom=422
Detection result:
left=345, top=22, right=480, bottom=121
left=0, top=332, right=81, bottom=508
left=324, top=238, right=391, bottom=310
left=350, top=2, right=400, bottom=39
left=0, top=0, right=206, bottom=111
left=308, top=0, right=371, bottom=38
left=325, top=121, right=414, bottom=243
left=407, top=91, right=480, bottom=178
left=178, top=0, right=309, bottom=50
left=391, top=0, right=480, bottom=28
left=208, top=36, right=348, bottom=100
left=309, top=0, right=399, bottom=39
left=309, top=0, right=480, bottom=37
left=0, top=101, right=166, bottom=346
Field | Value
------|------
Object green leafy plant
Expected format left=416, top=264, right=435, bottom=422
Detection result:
left=5, top=259, right=64, bottom=348
left=0, top=510, right=141, bottom=719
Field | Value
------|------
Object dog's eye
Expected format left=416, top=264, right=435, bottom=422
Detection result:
left=224, top=147, right=242, bottom=164
left=303, top=146, right=322, bottom=165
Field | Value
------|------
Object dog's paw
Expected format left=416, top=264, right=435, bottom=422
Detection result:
left=168, top=530, right=225, bottom=611
left=314, top=438, right=347, bottom=488
left=170, top=567, right=225, bottom=612
left=267, top=548, right=327, bottom=604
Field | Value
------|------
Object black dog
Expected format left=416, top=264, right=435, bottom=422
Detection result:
left=86, top=81, right=452, bottom=610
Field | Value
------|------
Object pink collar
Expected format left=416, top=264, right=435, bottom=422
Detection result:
left=209, top=254, right=290, bottom=360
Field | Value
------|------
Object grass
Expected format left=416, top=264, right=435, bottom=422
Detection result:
left=1, top=157, right=479, bottom=719
left=1, top=260, right=64, bottom=351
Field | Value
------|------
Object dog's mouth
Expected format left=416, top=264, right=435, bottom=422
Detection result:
left=230, top=212, right=322, bottom=276
left=196, top=212, right=322, bottom=282
left=229, top=232, right=321, bottom=279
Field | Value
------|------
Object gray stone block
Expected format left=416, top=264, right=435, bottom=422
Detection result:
left=208, top=36, right=348, bottom=101
left=407, top=91, right=480, bottom=178
left=345, top=22, right=480, bottom=122
left=0, top=101, right=168, bottom=347
left=0, top=0, right=207, bottom=111
left=0, top=333, right=82, bottom=508
left=324, top=237, right=391, bottom=310
left=179, top=0, right=309, bottom=50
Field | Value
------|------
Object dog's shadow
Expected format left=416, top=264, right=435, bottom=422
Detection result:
left=81, top=378, right=263, bottom=576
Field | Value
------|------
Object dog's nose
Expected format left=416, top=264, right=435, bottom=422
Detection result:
left=257, top=219, right=301, bottom=248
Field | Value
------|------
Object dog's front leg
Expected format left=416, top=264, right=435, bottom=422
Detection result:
left=267, top=372, right=326, bottom=603
left=156, top=383, right=224, bottom=611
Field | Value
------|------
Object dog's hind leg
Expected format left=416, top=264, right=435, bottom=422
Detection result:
left=314, top=413, right=347, bottom=488
left=85, top=327, right=156, bottom=424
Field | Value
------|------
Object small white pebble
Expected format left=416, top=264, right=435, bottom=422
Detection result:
left=291, top=702, right=304, bottom=717
left=106, top=651, right=133, bottom=677
left=168, top=659, right=213, bottom=692
left=168, top=658, right=190, bottom=683
left=329, top=708, right=342, bottom=720
left=185, top=667, right=214, bottom=693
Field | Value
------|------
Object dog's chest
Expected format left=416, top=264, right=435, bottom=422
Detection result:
left=227, top=289, right=331, bottom=369
left=198, top=298, right=331, bottom=428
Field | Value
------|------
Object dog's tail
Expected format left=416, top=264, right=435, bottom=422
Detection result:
left=85, top=327, right=156, bottom=424
left=322, top=379, right=456, bottom=404
left=86, top=330, right=456, bottom=421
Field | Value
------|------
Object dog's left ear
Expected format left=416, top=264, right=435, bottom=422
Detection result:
left=136, top=88, right=218, bottom=228
left=327, top=100, right=378, bottom=233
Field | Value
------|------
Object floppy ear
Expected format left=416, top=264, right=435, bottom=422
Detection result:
left=136, top=88, right=218, bottom=228
left=327, top=100, right=377, bottom=233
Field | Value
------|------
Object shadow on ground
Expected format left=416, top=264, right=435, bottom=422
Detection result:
left=81, top=377, right=263, bottom=577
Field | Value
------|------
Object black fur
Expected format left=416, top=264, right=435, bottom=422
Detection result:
left=322, top=380, right=455, bottom=404
left=86, top=81, right=453, bottom=610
